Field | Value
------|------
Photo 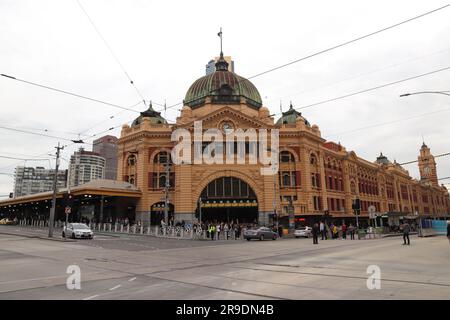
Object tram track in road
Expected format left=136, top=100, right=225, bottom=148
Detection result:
left=231, top=265, right=450, bottom=288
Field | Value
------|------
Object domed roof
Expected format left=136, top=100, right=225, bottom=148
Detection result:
left=184, top=54, right=262, bottom=109
left=376, top=152, right=390, bottom=165
left=131, top=103, right=167, bottom=127
left=276, top=102, right=311, bottom=126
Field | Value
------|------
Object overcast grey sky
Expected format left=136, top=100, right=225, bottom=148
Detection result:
left=1, top=0, right=449, bottom=195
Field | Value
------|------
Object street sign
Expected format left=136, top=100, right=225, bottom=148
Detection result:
left=65, top=206, right=71, bottom=214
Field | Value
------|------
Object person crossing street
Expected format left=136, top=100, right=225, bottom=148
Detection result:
left=402, top=222, right=411, bottom=245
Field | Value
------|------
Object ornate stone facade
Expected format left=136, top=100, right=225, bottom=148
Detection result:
left=117, top=54, right=450, bottom=226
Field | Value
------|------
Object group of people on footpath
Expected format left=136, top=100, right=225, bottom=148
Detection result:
left=198, top=221, right=248, bottom=240
left=312, top=221, right=357, bottom=244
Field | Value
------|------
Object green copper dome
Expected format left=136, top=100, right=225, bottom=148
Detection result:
left=276, top=102, right=311, bottom=126
left=131, top=103, right=167, bottom=127
left=184, top=55, right=262, bottom=109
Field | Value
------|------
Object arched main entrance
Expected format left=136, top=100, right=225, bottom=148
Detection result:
left=150, top=202, right=174, bottom=225
left=198, top=177, right=258, bottom=223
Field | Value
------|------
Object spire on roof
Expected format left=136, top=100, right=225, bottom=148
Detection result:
left=215, top=28, right=229, bottom=71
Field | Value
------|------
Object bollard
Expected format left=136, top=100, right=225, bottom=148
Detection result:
left=141, top=226, right=144, bottom=234
left=114, top=224, right=117, bottom=232
left=181, top=228, right=184, bottom=238
left=147, top=226, right=151, bottom=235
left=120, top=224, right=123, bottom=233
left=103, top=224, right=106, bottom=232
left=133, top=226, right=136, bottom=234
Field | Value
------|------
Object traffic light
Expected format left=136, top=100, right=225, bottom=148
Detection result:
left=352, top=198, right=360, bottom=215
left=63, top=193, right=74, bottom=206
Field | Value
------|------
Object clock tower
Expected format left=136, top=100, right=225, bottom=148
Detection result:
left=418, top=142, right=438, bottom=187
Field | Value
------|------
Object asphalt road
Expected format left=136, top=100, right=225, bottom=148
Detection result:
left=1, top=225, right=450, bottom=300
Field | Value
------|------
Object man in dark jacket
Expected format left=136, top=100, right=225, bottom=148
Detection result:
left=447, top=221, right=450, bottom=245
left=402, top=222, right=411, bottom=245
left=312, top=223, right=319, bottom=244
left=278, top=225, right=283, bottom=238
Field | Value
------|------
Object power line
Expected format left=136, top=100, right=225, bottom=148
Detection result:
left=0, top=126, right=76, bottom=142
left=296, top=66, right=450, bottom=112
left=75, top=1, right=166, bottom=109
left=327, top=105, right=450, bottom=138
left=77, top=100, right=142, bottom=135
left=247, top=4, right=450, bottom=80
left=0, top=74, right=142, bottom=114
left=156, top=4, right=450, bottom=114
left=75, top=0, right=148, bottom=107
left=0, top=155, right=50, bottom=161
left=400, top=152, right=450, bottom=165
left=262, top=65, right=450, bottom=120
left=267, top=46, right=450, bottom=105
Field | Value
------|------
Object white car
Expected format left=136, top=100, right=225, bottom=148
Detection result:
left=62, top=223, right=94, bottom=239
left=294, top=226, right=312, bottom=238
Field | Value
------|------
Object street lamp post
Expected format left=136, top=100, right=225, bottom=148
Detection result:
left=164, top=160, right=171, bottom=226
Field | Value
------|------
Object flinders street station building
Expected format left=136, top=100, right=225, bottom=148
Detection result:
left=117, top=52, right=450, bottom=227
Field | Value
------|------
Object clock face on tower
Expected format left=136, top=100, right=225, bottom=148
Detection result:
left=423, top=166, right=431, bottom=176
left=220, top=121, right=234, bottom=135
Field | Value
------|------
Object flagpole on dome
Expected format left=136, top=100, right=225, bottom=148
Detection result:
left=218, top=27, right=223, bottom=57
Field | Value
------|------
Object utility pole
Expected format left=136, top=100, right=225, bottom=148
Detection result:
left=198, top=197, right=202, bottom=224
left=164, top=160, right=171, bottom=226
left=273, top=168, right=278, bottom=229
left=64, top=164, right=71, bottom=238
left=48, top=142, right=63, bottom=238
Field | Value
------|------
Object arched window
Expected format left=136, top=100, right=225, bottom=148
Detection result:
left=350, top=181, right=356, bottom=193
left=310, top=153, right=318, bottom=165
left=280, top=151, right=295, bottom=163
left=283, top=173, right=291, bottom=186
left=150, top=151, right=174, bottom=189
left=127, top=154, right=137, bottom=166
left=154, top=151, right=171, bottom=164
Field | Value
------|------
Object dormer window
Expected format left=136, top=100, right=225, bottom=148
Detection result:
left=219, top=84, right=233, bottom=96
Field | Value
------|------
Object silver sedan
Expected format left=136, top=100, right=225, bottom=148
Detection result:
left=244, top=227, right=278, bottom=241
left=62, top=223, right=94, bottom=239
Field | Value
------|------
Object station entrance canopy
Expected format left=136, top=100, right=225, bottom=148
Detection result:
left=0, top=179, right=142, bottom=223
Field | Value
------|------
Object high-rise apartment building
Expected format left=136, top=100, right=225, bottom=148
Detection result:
left=69, top=148, right=106, bottom=187
left=93, top=135, right=118, bottom=180
left=13, top=166, right=67, bottom=197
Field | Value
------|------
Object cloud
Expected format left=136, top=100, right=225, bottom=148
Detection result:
left=1, top=0, right=450, bottom=194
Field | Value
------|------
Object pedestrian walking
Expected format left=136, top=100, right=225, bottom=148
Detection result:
left=402, top=222, right=411, bottom=245
left=210, top=224, right=216, bottom=240
left=331, top=224, right=338, bottom=239
left=320, top=221, right=326, bottom=240
left=348, top=223, right=355, bottom=240
left=447, top=221, right=450, bottom=245
left=216, top=223, right=221, bottom=240
left=224, top=223, right=229, bottom=240
left=312, top=223, right=319, bottom=244
left=341, top=223, right=347, bottom=240
left=278, top=225, right=283, bottom=238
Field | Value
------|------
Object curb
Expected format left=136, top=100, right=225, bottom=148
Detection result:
left=0, top=230, right=76, bottom=242
left=381, top=232, right=419, bottom=238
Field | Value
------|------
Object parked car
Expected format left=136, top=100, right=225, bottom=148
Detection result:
left=0, top=218, right=16, bottom=225
left=62, top=223, right=94, bottom=239
left=244, top=227, right=278, bottom=241
left=294, top=226, right=312, bottom=238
